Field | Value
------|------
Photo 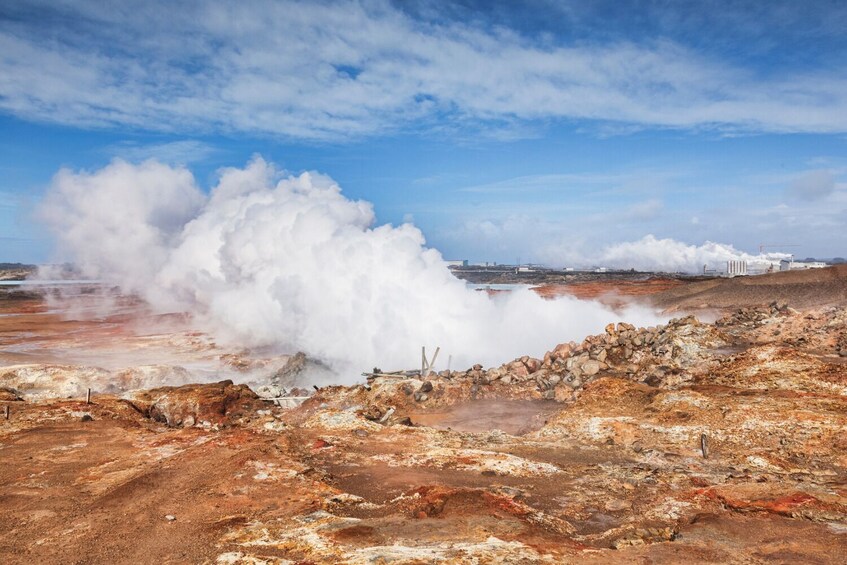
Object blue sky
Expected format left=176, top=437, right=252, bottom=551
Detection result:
left=1, top=0, right=846, bottom=266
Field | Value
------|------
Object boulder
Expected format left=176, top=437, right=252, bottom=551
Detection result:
left=123, top=380, right=262, bottom=428
left=582, top=360, right=601, bottom=376
left=550, top=343, right=572, bottom=361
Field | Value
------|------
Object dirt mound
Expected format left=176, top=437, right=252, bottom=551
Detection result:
left=651, top=265, right=847, bottom=311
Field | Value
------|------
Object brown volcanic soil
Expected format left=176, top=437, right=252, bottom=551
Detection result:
left=533, top=277, right=686, bottom=307
left=2, top=278, right=847, bottom=562
left=650, top=265, right=847, bottom=312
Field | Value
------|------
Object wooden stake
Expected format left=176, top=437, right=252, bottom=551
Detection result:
left=421, top=346, right=427, bottom=377
left=4, top=405, right=8, bottom=420
left=429, top=347, right=440, bottom=372
left=86, top=388, right=91, bottom=404
left=700, top=433, right=708, bottom=458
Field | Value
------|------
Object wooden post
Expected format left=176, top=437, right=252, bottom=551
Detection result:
left=429, top=347, right=440, bottom=373
left=4, top=405, right=8, bottom=420
left=86, top=388, right=91, bottom=404
left=700, top=433, right=708, bottom=458
left=421, top=346, right=427, bottom=378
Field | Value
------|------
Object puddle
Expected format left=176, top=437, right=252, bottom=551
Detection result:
left=409, top=400, right=562, bottom=436
left=710, top=345, right=748, bottom=356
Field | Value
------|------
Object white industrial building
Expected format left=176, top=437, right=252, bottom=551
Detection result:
left=726, top=260, right=748, bottom=277
left=780, top=259, right=827, bottom=271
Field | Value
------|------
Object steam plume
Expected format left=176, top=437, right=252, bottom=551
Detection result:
left=40, top=157, right=664, bottom=377
left=590, top=235, right=790, bottom=273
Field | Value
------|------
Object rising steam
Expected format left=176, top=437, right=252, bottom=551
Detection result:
left=590, top=236, right=790, bottom=273
left=39, top=157, right=665, bottom=377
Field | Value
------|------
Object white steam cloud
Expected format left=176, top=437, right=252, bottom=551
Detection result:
left=39, top=157, right=664, bottom=377
left=587, top=235, right=790, bottom=273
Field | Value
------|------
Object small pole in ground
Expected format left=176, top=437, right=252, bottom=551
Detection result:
left=4, top=405, right=9, bottom=420
left=429, top=347, right=440, bottom=373
left=447, top=355, right=452, bottom=378
left=421, top=346, right=427, bottom=378
left=700, top=433, right=709, bottom=458
left=86, top=388, right=91, bottom=404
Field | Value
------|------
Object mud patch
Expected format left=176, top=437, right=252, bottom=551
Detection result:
left=409, top=399, right=562, bottom=436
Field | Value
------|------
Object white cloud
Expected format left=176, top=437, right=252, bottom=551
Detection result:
left=1, top=1, right=847, bottom=139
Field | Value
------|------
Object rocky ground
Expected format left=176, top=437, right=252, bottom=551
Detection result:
left=1, top=269, right=847, bottom=563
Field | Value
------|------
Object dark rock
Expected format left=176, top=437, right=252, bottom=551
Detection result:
left=361, top=405, right=383, bottom=421
left=419, top=381, right=433, bottom=393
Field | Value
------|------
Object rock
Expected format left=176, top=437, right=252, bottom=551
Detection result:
left=0, top=387, right=23, bottom=401
left=111, top=365, right=194, bottom=393
left=839, top=349, right=847, bottom=357
left=256, top=384, right=284, bottom=398
left=472, top=364, right=483, bottom=371
left=165, top=515, right=176, bottom=522
left=551, top=343, right=572, bottom=361
left=605, top=499, right=631, bottom=512
left=419, top=381, right=433, bottom=393
left=525, top=358, right=541, bottom=373
left=597, top=349, right=608, bottom=363
left=0, top=364, right=110, bottom=401
left=582, top=360, right=601, bottom=376
left=401, top=383, right=415, bottom=395
left=605, top=323, right=616, bottom=335
left=123, top=380, right=262, bottom=428
left=80, top=414, right=93, bottom=422
left=271, top=351, right=307, bottom=384
left=361, top=406, right=383, bottom=421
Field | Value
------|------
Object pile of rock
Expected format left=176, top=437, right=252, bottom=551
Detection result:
left=716, top=301, right=791, bottom=328
left=410, top=316, right=724, bottom=401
